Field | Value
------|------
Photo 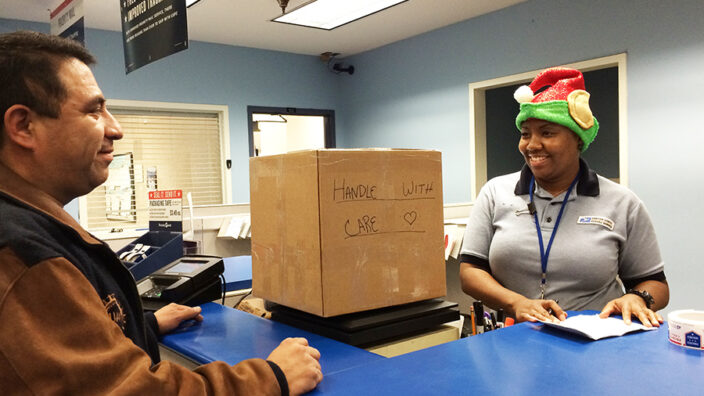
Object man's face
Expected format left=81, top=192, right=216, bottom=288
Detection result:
left=31, top=58, right=122, bottom=203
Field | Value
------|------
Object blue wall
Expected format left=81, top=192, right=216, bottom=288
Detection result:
left=337, top=0, right=704, bottom=313
left=0, top=18, right=342, bottom=205
left=3, top=0, right=702, bottom=312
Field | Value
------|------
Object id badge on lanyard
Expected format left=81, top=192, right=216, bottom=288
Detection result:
left=528, top=174, right=579, bottom=299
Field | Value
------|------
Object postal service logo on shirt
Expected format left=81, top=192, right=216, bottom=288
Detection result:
left=577, top=216, right=614, bottom=230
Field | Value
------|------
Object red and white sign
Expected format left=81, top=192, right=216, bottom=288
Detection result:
left=148, top=189, right=183, bottom=226
left=149, top=190, right=183, bottom=200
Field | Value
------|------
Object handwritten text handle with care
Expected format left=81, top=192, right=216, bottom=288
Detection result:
left=333, top=179, right=435, bottom=238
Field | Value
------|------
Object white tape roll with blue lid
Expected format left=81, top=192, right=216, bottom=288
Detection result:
left=668, top=310, right=704, bottom=350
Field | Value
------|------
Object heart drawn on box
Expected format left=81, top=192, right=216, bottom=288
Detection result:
left=403, top=211, right=418, bottom=226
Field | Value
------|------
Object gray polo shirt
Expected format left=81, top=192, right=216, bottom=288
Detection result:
left=460, top=160, right=665, bottom=311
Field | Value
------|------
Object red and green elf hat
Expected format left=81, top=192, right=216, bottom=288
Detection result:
left=514, top=67, right=599, bottom=152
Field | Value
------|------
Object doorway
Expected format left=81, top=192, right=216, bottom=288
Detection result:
left=468, top=53, right=627, bottom=200
left=247, top=106, right=336, bottom=157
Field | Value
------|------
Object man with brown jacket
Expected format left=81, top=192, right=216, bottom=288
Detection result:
left=0, top=30, right=322, bottom=395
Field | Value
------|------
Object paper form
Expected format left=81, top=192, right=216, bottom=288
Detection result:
left=540, top=314, right=657, bottom=340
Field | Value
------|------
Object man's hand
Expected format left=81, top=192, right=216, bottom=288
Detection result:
left=153, top=303, right=203, bottom=335
left=599, top=294, right=663, bottom=327
left=267, top=337, right=322, bottom=396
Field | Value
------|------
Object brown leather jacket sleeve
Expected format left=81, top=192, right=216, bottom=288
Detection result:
left=0, top=248, right=281, bottom=395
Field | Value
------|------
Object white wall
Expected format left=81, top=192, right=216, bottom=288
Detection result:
left=286, top=116, right=325, bottom=152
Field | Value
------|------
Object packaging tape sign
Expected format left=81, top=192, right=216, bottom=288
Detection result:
left=667, top=309, right=704, bottom=350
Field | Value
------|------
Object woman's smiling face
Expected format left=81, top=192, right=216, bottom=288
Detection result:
left=518, top=118, right=582, bottom=194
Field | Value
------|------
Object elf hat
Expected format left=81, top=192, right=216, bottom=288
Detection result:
left=514, top=67, right=599, bottom=152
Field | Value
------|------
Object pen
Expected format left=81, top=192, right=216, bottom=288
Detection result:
left=473, top=301, right=485, bottom=333
left=547, top=299, right=560, bottom=319
left=490, top=312, right=497, bottom=330
left=483, top=312, right=492, bottom=332
left=470, top=306, right=477, bottom=336
left=496, top=308, right=506, bottom=328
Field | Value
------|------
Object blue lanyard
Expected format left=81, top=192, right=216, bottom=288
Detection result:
left=529, top=174, right=579, bottom=299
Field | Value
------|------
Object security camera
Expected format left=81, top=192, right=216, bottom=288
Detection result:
left=333, top=63, right=355, bottom=75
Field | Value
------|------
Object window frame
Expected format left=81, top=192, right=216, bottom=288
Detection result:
left=78, top=99, right=232, bottom=230
left=468, top=53, right=628, bottom=200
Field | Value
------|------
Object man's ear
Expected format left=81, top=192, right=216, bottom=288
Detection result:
left=3, top=104, right=38, bottom=149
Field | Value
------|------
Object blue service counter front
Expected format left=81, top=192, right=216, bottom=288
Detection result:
left=162, top=304, right=704, bottom=395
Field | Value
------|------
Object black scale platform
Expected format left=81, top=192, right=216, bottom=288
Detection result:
left=270, top=298, right=459, bottom=346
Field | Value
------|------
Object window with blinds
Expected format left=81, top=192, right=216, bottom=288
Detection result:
left=82, top=108, right=226, bottom=231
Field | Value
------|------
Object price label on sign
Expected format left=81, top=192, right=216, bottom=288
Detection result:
left=148, top=189, right=183, bottom=231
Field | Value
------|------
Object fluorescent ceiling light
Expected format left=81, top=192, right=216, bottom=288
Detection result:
left=273, top=0, right=408, bottom=30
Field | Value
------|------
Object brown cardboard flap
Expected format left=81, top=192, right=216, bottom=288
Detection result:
left=250, top=151, right=323, bottom=314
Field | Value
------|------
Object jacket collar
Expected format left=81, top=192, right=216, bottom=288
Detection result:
left=514, top=157, right=600, bottom=197
left=0, top=161, right=102, bottom=245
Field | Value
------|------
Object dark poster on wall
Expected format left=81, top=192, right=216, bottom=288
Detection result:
left=120, top=0, right=188, bottom=74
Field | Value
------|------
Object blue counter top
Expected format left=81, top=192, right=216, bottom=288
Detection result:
left=161, top=302, right=383, bottom=376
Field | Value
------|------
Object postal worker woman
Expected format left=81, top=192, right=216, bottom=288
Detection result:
left=459, top=67, right=669, bottom=326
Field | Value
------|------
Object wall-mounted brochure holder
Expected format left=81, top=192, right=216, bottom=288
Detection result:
left=117, top=231, right=183, bottom=282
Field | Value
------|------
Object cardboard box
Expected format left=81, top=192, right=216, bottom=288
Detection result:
left=249, top=149, right=445, bottom=317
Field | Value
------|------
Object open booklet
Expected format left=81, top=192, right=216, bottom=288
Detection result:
left=540, top=314, right=657, bottom=340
